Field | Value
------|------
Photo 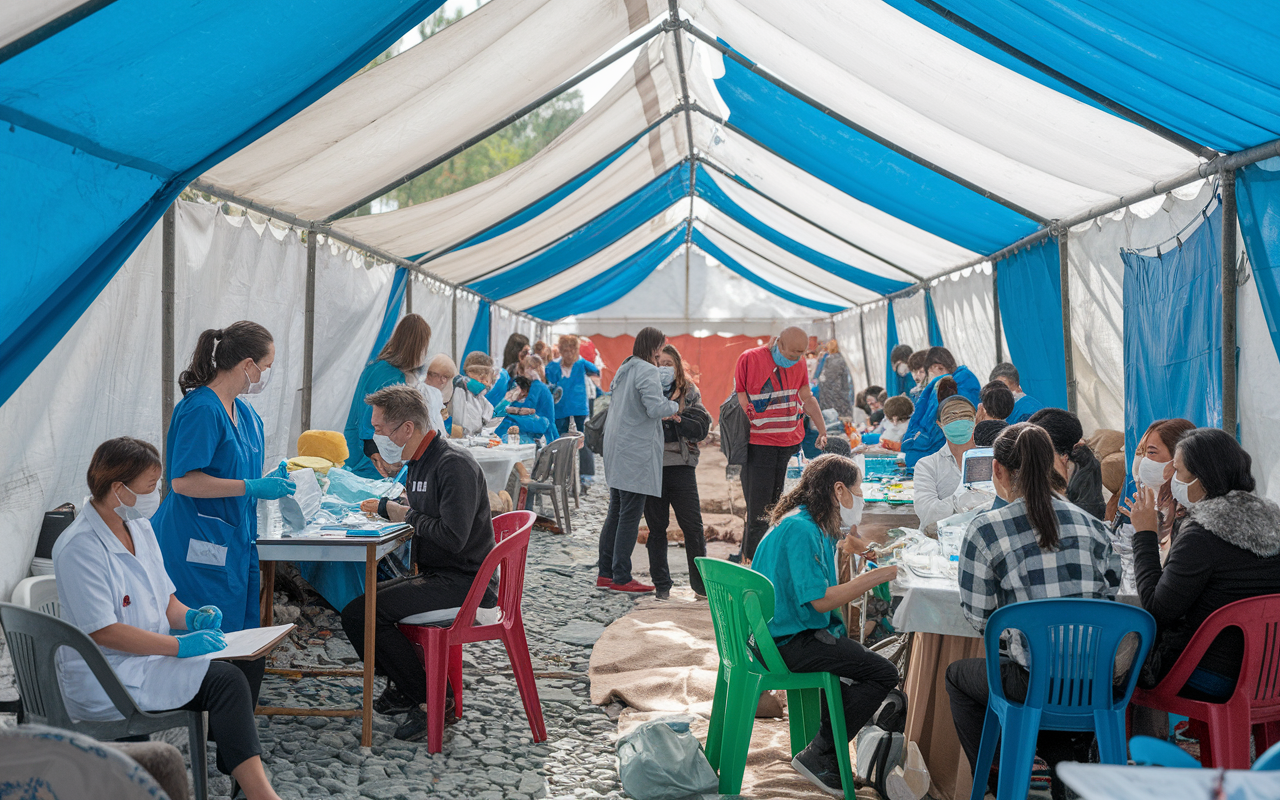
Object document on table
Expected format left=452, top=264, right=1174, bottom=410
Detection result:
left=213, top=624, right=295, bottom=661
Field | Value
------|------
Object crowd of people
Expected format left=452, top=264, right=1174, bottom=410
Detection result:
left=37, top=313, right=1280, bottom=799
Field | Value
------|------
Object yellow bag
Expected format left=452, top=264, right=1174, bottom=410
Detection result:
left=297, top=430, right=348, bottom=466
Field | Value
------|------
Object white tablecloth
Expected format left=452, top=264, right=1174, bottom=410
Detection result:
left=458, top=442, right=537, bottom=494
left=1057, top=763, right=1280, bottom=800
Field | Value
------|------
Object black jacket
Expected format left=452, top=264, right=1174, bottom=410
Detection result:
left=1134, top=490, right=1280, bottom=683
left=1066, top=444, right=1105, bottom=520
left=402, top=433, right=494, bottom=580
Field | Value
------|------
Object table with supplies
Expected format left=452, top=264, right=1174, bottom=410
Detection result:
left=256, top=508, right=414, bottom=747
left=455, top=439, right=537, bottom=496
left=1056, top=762, right=1280, bottom=800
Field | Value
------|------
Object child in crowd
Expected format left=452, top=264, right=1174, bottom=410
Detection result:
left=875, top=395, right=914, bottom=451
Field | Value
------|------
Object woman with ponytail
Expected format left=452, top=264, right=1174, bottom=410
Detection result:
left=944, top=423, right=1117, bottom=798
left=154, top=321, right=292, bottom=647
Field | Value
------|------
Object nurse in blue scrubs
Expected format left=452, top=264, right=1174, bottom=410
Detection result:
left=343, top=313, right=433, bottom=479
left=153, top=320, right=295, bottom=637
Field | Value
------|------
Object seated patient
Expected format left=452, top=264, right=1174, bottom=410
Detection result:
left=54, top=437, right=280, bottom=800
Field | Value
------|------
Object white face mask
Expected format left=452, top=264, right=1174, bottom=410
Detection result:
left=1131, top=453, right=1143, bottom=485
left=114, top=484, right=160, bottom=522
left=373, top=423, right=408, bottom=463
left=882, top=419, right=908, bottom=440
left=1170, top=474, right=1199, bottom=507
left=896, top=363, right=910, bottom=377
left=838, top=488, right=864, bottom=529
left=243, top=363, right=271, bottom=395
left=1137, top=456, right=1171, bottom=489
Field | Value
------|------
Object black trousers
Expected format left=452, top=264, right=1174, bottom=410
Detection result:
left=177, top=661, right=262, bottom=775
left=341, top=571, right=496, bottom=705
left=643, top=464, right=707, bottom=595
left=776, top=629, right=899, bottom=753
left=598, top=487, right=649, bottom=585
left=946, top=657, right=1093, bottom=795
left=741, top=442, right=798, bottom=560
left=556, top=415, right=595, bottom=477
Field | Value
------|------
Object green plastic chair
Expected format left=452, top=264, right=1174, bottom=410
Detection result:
left=695, top=557, right=855, bottom=795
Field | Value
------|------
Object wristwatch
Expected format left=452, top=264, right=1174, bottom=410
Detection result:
left=378, top=496, right=390, bottom=520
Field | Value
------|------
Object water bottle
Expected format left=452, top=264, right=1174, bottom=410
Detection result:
left=508, top=425, right=520, bottom=446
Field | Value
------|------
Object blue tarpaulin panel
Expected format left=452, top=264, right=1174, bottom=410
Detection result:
left=884, top=302, right=900, bottom=392
left=695, top=169, right=912, bottom=296
left=469, top=162, right=690, bottom=299
left=907, top=1, right=1280, bottom=152
left=996, top=238, right=1068, bottom=410
left=712, top=50, right=1040, bottom=255
left=526, top=228, right=685, bottom=319
left=925, top=290, right=945, bottom=347
left=1237, top=159, right=1280, bottom=363
left=463, top=300, right=491, bottom=359
left=0, top=0, right=446, bottom=408
left=689, top=230, right=844, bottom=313
left=1121, top=207, right=1223, bottom=459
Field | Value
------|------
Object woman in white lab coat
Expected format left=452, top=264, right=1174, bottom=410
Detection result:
left=53, top=437, right=281, bottom=800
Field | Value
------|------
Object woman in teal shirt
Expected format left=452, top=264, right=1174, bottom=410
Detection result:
left=343, top=314, right=432, bottom=478
left=751, top=454, right=899, bottom=797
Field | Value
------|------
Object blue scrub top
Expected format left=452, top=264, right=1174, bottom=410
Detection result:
left=496, top=379, right=556, bottom=442
left=153, top=387, right=265, bottom=633
left=546, top=357, right=600, bottom=419
left=485, top=368, right=510, bottom=407
left=750, top=507, right=845, bottom=644
left=343, top=359, right=406, bottom=478
left=1009, top=393, right=1045, bottom=424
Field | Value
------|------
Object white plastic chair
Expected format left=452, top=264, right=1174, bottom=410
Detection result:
left=11, top=575, right=59, bottom=617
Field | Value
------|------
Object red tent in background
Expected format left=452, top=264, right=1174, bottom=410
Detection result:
left=589, top=333, right=771, bottom=423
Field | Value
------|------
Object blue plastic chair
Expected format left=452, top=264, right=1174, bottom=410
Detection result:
left=970, top=598, right=1156, bottom=800
left=1128, top=735, right=1201, bottom=767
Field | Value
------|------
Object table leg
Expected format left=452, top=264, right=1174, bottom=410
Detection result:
left=362, top=543, right=377, bottom=747
left=260, top=561, right=277, bottom=629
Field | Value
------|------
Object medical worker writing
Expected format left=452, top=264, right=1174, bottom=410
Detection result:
left=154, top=322, right=293, bottom=702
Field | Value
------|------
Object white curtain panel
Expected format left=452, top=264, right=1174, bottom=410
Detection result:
left=932, top=264, right=997, bottom=387
left=1237, top=241, right=1280, bottom=505
left=892, top=290, right=928, bottom=355
left=860, top=301, right=889, bottom=389
left=833, top=308, right=868, bottom=394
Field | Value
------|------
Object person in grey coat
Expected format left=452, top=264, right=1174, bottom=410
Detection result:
left=643, top=344, right=712, bottom=599
left=597, top=327, right=679, bottom=593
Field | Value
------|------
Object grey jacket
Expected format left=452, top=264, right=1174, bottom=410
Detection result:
left=663, top=383, right=707, bottom=468
left=603, top=356, right=679, bottom=497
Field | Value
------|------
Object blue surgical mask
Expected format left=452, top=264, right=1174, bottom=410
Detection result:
left=657, top=365, right=675, bottom=391
left=465, top=377, right=486, bottom=396
left=772, top=346, right=799, bottom=369
left=942, top=419, right=975, bottom=445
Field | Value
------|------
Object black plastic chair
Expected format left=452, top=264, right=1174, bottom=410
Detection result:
left=0, top=601, right=209, bottom=800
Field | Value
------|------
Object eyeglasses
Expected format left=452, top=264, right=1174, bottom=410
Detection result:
left=427, top=371, right=450, bottom=382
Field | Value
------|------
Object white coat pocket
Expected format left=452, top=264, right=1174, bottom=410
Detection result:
left=187, top=539, right=228, bottom=567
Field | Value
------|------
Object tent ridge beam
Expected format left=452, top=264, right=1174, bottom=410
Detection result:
left=696, top=217, right=861, bottom=305
left=681, top=20, right=1050, bottom=225
left=415, top=107, right=684, bottom=267
left=322, top=18, right=668, bottom=223
left=908, top=0, right=1217, bottom=160
left=862, top=134, right=1280, bottom=307
left=186, top=179, right=547, bottom=326
left=694, top=154, right=923, bottom=282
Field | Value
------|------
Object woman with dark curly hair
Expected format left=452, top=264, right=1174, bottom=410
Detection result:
left=750, top=454, right=899, bottom=796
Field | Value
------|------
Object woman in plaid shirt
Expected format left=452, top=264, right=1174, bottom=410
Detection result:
left=944, top=422, right=1116, bottom=800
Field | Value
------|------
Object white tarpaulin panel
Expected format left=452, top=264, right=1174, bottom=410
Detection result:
left=0, top=1, right=83, bottom=50
left=203, top=0, right=658, bottom=220
left=1238, top=243, right=1280, bottom=505
left=932, top=264, right=997, bottom=387
left=452, top=291, right=483, bottom=364
left=860, top=301, right=889, bottom=388
left=833, top=308, right=868, bottom=394
left=893, top=290, right=928, bottom=354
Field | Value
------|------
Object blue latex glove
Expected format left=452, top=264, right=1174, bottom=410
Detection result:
left=175, top=629, right=226, bottom=658
left=244, top=477, right=296, bottom=500
left=185, top=605, right=222, bottom=631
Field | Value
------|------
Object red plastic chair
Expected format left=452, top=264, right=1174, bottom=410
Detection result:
left=1129, top=594, right=1280, bottom=768
left=397, top=510, right=546, bottom=753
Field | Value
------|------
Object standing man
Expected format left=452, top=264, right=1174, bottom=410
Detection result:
left=989, top=362, right=1044, bottom=423
left=734, top=326, right=828, bottom=562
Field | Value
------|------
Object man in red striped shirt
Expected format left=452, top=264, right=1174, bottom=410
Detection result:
left=735, top=326, right=829, bottom=561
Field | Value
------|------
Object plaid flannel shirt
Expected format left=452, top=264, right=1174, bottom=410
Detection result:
left=959, top=496, right=1118, bottom=664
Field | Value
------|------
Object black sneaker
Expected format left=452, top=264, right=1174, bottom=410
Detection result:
left=392, top=698, right=458, bottom=742
left=655, top=588, right=671, bottom=600
left=373, top=684, right=415, bottom=716
left=728, top=552, right=742, bottom=564
left=791, top=741, right=843, bottom=798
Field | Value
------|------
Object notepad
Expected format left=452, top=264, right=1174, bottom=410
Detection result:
left=212, top=624, right=294, bottom=661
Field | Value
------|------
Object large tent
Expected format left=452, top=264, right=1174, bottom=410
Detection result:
left=4, top=0, right=1280, bottom=601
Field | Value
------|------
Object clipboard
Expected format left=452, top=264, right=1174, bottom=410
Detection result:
left=212, top=623, right=295, bottom=661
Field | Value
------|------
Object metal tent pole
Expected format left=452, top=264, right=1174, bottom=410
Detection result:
left=451, top=290, right=459, bottom=363
left=1059, top=231, right=1077, bottom=413
left=0, top=0, right=120, bottom=66
left=323, top=20, right=668, bottom=223
left=1221, top=170, right=1239, bottom=436
left=161, top=203, right=176, bottom=482
left=992, top=261, right=1003, bottom=364
left=302, top=232, right=317, bottom=431
left=405, top=272, right=413, bottom=315
left=668, top=0, right=698, bottom=324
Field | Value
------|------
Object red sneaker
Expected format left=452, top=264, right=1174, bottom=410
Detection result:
left=607, top=580, right=655, bottom=593
left=596, top=576, right=614, bottom=589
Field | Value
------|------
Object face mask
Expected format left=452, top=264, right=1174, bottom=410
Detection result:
left=465, top=377, right=487, bottom=396
left=942, top=418, right=975, bottom=445
left=1137, top=456, right=1171, bottom=489
left=1170, top=474, right=1200, bottom=507
left=657, top=365, right=675, bottom=391
left=772, top=345, right=800, bottom=369
left=114, top=484, right=160, bottom=522
left=896, top=363, right=910, bottom=377
left=839, top=490, right=864, bottom=529
left=1131, top=453, right=1143, bottom=485
left=882, top=419, right=907, bottom=440
left=243, top=363, right=271, bottom=395
left=373, top=425, right=406, bottom=463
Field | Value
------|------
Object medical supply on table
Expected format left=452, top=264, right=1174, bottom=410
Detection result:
left=278, top=467, right=323, bottom=530
left=508, top=425, right=520, bottom=446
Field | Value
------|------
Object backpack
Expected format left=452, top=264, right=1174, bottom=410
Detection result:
left=585, top=406, right=608, bottom=456
left=854, top=688, right=910, bottom=798
left=718, top=393, right=749, bottom=466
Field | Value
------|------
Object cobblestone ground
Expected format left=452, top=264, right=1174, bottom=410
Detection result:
left=1, top=472, right=657, bottom=800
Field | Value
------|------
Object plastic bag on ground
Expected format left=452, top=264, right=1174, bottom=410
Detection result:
left=885, top=741, right=930, bottom=800
left=617, top=718, right=718, bottom=800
